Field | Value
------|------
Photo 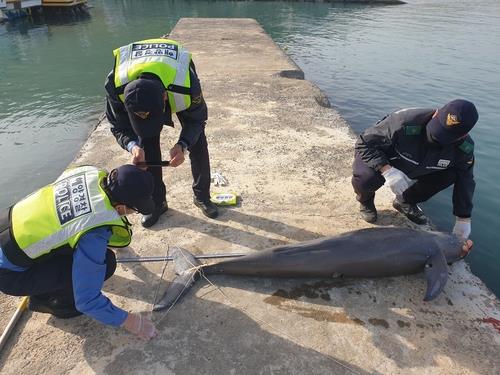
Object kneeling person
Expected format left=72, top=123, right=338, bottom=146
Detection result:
left=0, top=165, right=157, bottom=340
left=352, top=99, right=478, bottom=240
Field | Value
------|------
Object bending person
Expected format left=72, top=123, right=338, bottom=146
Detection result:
left=0, top=165, right=157, bottom=340
left=105, top=37, right=218, bottom=228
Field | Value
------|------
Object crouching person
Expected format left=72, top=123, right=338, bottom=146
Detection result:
left=0, top=164, right=157, bottom=340
left=352, top=99, right=478, bottom=240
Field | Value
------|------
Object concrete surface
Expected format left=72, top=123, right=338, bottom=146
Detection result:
left=0, top=18, right=499, bottom=375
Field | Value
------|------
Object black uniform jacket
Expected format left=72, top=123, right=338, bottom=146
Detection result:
left=355, top=108, right=475, bottom=217
left=104, top=61, right=208, bottom=151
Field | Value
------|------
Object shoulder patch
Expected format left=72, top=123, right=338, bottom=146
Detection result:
left=405, top=125, right=422, bottom=136
left=458, top=140, right=474, bottom=154
left=191, top=94, right=203, bottom=105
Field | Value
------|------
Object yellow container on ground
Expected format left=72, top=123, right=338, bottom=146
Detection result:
left=210, top=192, right=238, bottom=206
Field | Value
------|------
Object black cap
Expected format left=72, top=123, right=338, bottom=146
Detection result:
left=105, top=165, right=155, bottom=214
left=427, top=99, right=478, bottom=145
left=124, top=78, right=165, bottom=138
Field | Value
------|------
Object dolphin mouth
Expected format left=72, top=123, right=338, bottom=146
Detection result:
left=459, top=239, right=474, bottom=259
left=153, top=247, right=203, bottom=312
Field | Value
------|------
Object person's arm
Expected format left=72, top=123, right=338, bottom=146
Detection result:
left=452, top=155, right=475, bottom=219
left=354, top=113, right=401, bottom=171
left=72, top=227, right=128, bottom=326
left=105, top=71, right=140, bottom=151
left=452, top=165, right=474, bottom=239
left=450, top=143, right=475, bottom=239
left=175, top=61, right=208, bottom=149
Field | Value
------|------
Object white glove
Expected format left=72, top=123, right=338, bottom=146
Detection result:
left=122, top=313, right=157, bottom=340
left=212, top=171, right=228, bottom=187
left=453, top=218, right=471, bottom=240
left=382, top=167, right=415, bottom=196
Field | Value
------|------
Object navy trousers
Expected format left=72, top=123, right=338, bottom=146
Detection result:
left=351, top=154, right=457, bottom=204
left=0, top=249, right=116, bottom=303
left=142, top=130, right=211, bottom=206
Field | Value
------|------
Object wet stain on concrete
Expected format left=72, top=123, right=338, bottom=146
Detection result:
left=287, top=307, right=366, bottom=325
left=263, top=281, right=365, bottom=326
left=368, top=318, right=389, bottom=329
left=397, top=320, right=411, bottom=328
left=267, top=279, right=353, bottom=302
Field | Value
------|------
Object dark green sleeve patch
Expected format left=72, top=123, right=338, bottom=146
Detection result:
left=405, top=125, right=422, bottom=136
left=459, top=140, right=474, bottom=154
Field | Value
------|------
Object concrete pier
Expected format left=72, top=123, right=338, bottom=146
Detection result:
left=0, top=18, right=498, bottom=374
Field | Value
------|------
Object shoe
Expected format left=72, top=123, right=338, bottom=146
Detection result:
left=141, top=201, right=168, bottom=228
left=29, top=296, right=82, bottom=319
left=392, top=199, right=428, bottom=225
left=359, top=199, right=377, bottom=223
left=193, top=197, right=219, bottom=219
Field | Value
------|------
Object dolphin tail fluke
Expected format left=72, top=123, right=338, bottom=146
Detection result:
left=152, top=247, right=202, bottom=311
left=423, top=249, right=449, bottom=301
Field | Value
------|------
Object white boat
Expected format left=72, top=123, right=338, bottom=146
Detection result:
left=1, top=0, right=40, bottom=19
left=4, top=0, right=42, bottom=10
left=42, top=0, right=86, bottom=7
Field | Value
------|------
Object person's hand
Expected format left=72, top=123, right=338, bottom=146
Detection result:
left=169, top=144, right=185, bottom=167
left=453, top=217, right=471, bottom=240
left=131, top=146, right=146, bottom=169
left=122, top=312, right=157, bottom=340
left=381, top=166, right=415, bottom=196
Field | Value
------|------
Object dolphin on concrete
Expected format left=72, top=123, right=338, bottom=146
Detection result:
left=153, top=227, right=470, bottom=311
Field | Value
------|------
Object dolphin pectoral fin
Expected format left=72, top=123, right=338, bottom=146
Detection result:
left=423, top=249, right=449, bottom=301
left=153, top=247, right=202, bottom=312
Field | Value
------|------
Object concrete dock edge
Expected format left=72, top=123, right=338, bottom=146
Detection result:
left=0, top=18, right=498, bottom=375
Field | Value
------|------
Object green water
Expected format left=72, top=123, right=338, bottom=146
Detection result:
left=1, top=0, right=499, bottom=296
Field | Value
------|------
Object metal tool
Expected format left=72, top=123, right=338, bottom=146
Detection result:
left=117, top=252, right=246, bottom=263
left=0, top=296, right=29, bottom=353
left=135, top=160, right=170, bottom=168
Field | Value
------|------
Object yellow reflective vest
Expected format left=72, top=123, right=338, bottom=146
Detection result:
left=2, top=166, right=131, bottom=267
left=113, top=38, right=192, bottom=113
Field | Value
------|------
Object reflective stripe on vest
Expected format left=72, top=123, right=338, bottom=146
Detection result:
left=113, top=38, right=192, bottom=113
left=11, top=166, right=131, bottom=260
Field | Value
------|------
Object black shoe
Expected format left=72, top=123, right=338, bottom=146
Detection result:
left=141, top=201, right=168, bottom=228
left=29, top=296, right=82, bottom=319
left=193, top=197, right=219, bottom=219
left=359, top=199, right=377, bottom=223
left=392, top=199, right=428, bottom=225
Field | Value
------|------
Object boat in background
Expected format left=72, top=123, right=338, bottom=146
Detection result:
left=0, top=0, right=87, bottom=20
left=0, top=0, right=7, bottom=22
left=1, top=0, right=41, bottom=20
left=42, top=0, right=87, bottom=7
